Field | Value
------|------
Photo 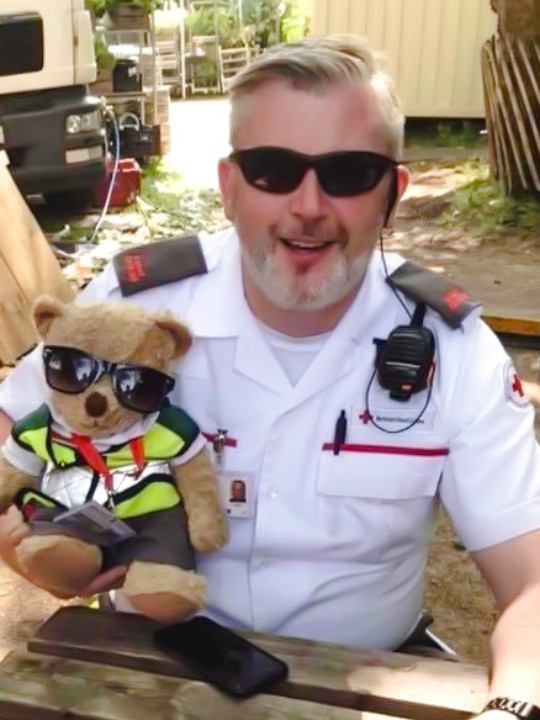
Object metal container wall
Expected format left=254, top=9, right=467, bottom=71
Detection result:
left=310, top=0, right=497, bottom=117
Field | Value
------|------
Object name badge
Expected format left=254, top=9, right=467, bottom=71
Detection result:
left=218, top=471, right=255, bottom=519
left=351, top=404, right=436, bottom=433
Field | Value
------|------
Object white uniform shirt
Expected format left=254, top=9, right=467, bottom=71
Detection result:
left=2, top=227, right=539, bottom=650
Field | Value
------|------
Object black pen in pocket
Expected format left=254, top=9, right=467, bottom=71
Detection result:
left=333, top=410, right=347, bottom=455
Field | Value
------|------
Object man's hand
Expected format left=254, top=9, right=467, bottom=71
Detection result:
left=77, top=565, right=128, bottom=598
left=30, top=564, right=128, bottom=601
left=0, top=505, right=127, bottom=599
left=0, top=505, right=31, bottom=564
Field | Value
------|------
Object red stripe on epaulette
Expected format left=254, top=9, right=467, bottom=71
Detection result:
left=113, top=235, right=207, bottom=297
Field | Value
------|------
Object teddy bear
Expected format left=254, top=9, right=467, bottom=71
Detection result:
left=0, top=295, right=228, bottom=623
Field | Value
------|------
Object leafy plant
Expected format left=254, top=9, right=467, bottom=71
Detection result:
left=438, top=160, right=540, bottom=236
left=86, top=0, right=163, bottom=17
left=405, top=119, right=486, bottom=149
left=172, top=0, right=310, bottom=51
left=280, top=0, right=311, bottom=42
left=94, top=34, right=116, bottom=72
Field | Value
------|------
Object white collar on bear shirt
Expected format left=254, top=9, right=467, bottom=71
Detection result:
left=47, top=405, right=160, bottom=452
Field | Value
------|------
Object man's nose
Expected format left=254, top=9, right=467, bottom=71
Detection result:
left=288, top=168, right=328, bottom=219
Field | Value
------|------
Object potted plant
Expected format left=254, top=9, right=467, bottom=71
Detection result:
left=105, top=0, right=162, bottom=29
left=91, top=34, right=116, bottom=94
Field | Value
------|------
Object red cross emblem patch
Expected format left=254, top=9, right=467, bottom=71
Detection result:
left=504, top=360, right=530, bottom=408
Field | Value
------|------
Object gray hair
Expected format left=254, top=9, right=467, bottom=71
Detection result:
left=228, top=36, right=405, bottom=158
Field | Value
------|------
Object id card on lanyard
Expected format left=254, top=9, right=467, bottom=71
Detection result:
left=212, top=430, right=255, bottom=519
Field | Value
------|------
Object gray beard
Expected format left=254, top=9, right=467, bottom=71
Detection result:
left=242, top=243, right=372, bottom=311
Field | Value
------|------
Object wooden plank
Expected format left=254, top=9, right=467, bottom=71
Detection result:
left=0, top=650, right=371, bottom=720
left=26, top=607, right=488, bottom=720
left=484, top=38, right=514, bottom=186
left=483, top=314, right=540, bottom=338
left=0, top=152, right=74, bottom=364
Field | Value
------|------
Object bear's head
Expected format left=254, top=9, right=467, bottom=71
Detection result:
left=33, top=296, right=192, bottom=438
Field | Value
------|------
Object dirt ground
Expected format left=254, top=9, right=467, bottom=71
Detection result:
left=0, top=157, right=538, bottom=668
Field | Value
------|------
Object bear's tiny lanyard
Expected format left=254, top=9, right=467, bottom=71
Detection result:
left=70, top=434, right=145, bottom=511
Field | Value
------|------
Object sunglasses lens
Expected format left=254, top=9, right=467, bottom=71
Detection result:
left=319, top=153, right=393, bottom=196
left=233, top=148, right=395, bottom=197
left=113, top=366, right=174, bottom=414
left=235, top=148, right=305, bottom=194
left=43, top=347, right=97, bottom=394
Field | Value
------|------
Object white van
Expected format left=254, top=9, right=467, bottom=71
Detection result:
left=0, top=0, right=106, bottom=208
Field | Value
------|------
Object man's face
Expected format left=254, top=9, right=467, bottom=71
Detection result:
left=219, top=79, right=408, bottom=313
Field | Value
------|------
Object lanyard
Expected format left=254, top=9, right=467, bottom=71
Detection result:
left=70, top=434, right=145, bottom=502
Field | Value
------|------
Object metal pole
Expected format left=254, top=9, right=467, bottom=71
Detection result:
left=180, top=0, right=186, bottom=98
left=151, top=9, right=158, bottom=124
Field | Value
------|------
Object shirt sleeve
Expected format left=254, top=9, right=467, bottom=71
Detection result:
left=170, top=432, right=208, bottom=467
left=157, top=404, right=210, bottom=467
left=440, top=321, right=540, bottom=551
left=0, top=347, right=48, bottom=422
left=1, top=435, right=44, bottom=476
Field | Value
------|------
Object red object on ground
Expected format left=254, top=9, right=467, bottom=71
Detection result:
left=92, top=157, right=141, bottom=208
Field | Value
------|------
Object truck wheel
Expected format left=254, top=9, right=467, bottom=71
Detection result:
left=44, top=188, right=93, bottom=213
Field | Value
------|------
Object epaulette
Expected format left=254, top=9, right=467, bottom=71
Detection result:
left=113, top=235, right=207, bottom=297
left=388, top=260, right=481, bottom=328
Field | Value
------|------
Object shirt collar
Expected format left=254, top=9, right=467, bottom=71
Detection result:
left=185, top=229, right=408, bottom=343
left=48, top=404, right=159, bottom=451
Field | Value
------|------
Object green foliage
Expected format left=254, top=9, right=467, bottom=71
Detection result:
left=241, top=0, right=281, bottom=48
left=140, top=158, right=224, bottom=234
left=94, top=34, right=116, bottom=71
left=184, top=0, right=309, bottom=49
left=85, top=0, right=108, bottom=15
left=405, top=119, right=485, bottom=149
left=185, top=5, right=244, bottom=47
left=439, top=160, right=540, bottom=236
left=280, top=0, right=311, bottom=42
left=86, top=0, right=163, bottom=17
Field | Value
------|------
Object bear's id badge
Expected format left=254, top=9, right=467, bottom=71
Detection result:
left=218, top=472, right=255, bottom=518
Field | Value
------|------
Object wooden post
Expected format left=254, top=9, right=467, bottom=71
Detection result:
left=482, top=0, right=540, bottom=194
left=0, top=152, right=74, bottom=365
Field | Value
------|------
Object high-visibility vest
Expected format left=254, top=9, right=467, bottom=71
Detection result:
left=12, top=403, right=202, bottom=519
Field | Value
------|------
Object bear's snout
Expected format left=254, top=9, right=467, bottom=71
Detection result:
left=85, top=392, right=108, bottom=418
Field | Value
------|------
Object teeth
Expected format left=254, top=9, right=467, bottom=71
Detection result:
left=285, top=240, right=330, bottom=250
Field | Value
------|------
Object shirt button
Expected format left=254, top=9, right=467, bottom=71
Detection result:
left=252, top=558, right=269, bottom=568
left=269, top=487, right=280, bottom=499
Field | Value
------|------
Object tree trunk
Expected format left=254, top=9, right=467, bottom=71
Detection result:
left=482, top=0, right=540, bottom=194
left=493, top=0, right=540, bottom=39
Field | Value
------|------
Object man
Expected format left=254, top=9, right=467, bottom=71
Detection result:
left=1, top=36, right=540, bottom=712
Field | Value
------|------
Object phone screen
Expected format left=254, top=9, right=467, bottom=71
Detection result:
left=154, top=616, right=288, bottom=697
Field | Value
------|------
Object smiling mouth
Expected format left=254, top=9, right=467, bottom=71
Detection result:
left=279, top=238, right=336, bottom=251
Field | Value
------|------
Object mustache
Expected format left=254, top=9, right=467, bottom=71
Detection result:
left=271, top=221, right=348, bottom=244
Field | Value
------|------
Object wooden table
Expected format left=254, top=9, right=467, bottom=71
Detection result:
left=0, top=606, right=488, bottom=720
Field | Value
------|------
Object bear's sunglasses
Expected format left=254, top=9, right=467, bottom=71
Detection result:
left=42, top=345, right=175, bottom=415
left=229, top=147, right=398, bottom=197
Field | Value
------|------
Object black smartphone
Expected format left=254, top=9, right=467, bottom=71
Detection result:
left=154, top=616, right=289, bottom=698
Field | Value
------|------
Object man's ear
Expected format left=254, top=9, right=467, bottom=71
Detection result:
left=32, top=295, right=65, bottom=339
left=154, top=316, right=192, bottom=359
left=384, top=165, right=409, bottom=229
left=218, top=157, right=238, bottom=221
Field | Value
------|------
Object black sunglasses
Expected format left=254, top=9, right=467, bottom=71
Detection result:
left=42, top=345, right=175, bottom=415
left=229, top=146, right=398, bottom=197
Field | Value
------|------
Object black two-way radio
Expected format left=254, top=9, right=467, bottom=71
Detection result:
left=374, top=302, right=435, bottom=402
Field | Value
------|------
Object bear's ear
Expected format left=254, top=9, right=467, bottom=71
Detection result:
left=32, top=295, right=65, bottom=338
left=154, top=316, right=192, bottom=359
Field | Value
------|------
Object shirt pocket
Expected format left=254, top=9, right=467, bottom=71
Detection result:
left=316, top=444, right=447, bottom=500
